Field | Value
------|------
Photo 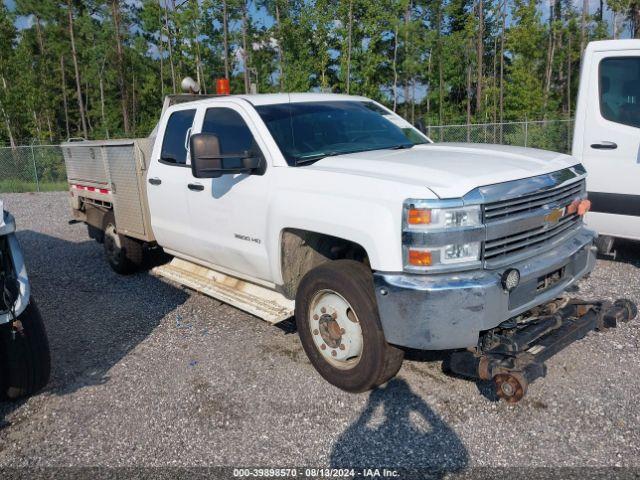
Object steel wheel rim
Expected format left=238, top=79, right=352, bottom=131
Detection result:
left=308, top=289, right=363, bottom=370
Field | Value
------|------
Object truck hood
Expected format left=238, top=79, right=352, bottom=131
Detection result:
left=306, top=143, right=579, bottom=198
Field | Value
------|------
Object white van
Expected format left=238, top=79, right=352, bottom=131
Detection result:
left=573, top=40, right=640, bottom=254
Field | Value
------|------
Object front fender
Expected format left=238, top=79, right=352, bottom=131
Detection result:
left=267, top=190, right=400, bottom=285
left=265, top=167, right=438, bottom=286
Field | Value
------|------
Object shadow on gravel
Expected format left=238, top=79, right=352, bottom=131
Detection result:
left=0, top=230, right=189, bottom=428
left=330, top=378, right=468, bottom=475
left=404, top=351, right=501, bottom=403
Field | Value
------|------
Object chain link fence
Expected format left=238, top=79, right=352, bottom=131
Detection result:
left=423, top=119, right=574, bottom=154
left=0, top=119, right=575, bottom=193
left=0, top=145, right=67, bottom=193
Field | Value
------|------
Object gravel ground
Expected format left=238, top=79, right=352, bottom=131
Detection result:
left=0, top=191, right=639, bottom=471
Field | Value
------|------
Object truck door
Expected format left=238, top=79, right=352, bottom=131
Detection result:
left=186, top=103, right=272, bottom=282
left=147, top=106, right=201, bottom=255
left=580, top=51, right=640, bottom=240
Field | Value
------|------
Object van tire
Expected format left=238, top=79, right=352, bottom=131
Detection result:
left=103, top=212, right=143, bottom=274
left=0, top=299, right=51, bottom=400
left=295, top=260, right=404, bottom=392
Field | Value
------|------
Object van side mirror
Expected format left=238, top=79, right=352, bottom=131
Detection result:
left=190, top=133, right=265, bottom=179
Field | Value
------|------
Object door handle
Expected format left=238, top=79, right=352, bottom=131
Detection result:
left=590, top=141, right=617, bottom=150
left=148, top=177, right=162, bottom=186
left=188, top=183, right=204, bottom=192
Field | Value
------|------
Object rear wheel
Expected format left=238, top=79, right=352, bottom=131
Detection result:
left=295, top=260, right=404, bottom=392
left=103, top=213, right=143, bottom=274
left=0, top=299, right=51, bottom=400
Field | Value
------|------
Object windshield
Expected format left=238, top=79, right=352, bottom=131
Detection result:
left=255, top=101, right=429, bottom=165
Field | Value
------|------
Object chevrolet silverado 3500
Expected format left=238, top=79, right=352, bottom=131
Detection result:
left=62, top=93, right=636, bottom=402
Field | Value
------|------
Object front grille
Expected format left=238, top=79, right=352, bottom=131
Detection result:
left=484, top=213, right=580, bottom=260
left=482, top=179, right=586, bottom=264
left=484, top=179, right=585, bottom=220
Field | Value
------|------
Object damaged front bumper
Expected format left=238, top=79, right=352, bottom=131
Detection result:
left=0, top=210, right=30, bottom=325
left=373, top=228, right=597, bottom=350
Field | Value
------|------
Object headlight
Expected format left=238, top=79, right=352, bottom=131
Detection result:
left=404, top=204, right=481, bottom=229
left=403, top=200, right=483, bottom=272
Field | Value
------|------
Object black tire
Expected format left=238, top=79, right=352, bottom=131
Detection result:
left=103, top=212, right=143, bottom=275
left=295, top=260, right=404, bottom=393
left=0, top=299, right=51, bottom=400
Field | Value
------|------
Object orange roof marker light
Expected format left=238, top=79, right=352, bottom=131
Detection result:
left=216, top=78, right=230, bottom=95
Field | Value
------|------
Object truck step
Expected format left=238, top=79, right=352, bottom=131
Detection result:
left=152, top=258, right=294, bottom=324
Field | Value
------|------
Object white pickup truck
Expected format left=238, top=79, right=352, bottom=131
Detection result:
left=62, top=92, right=635, bottom=402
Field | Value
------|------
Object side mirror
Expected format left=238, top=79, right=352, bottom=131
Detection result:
left=413, top=119, right=425, bottom=133
left=190, top=133, right=264, bottom=179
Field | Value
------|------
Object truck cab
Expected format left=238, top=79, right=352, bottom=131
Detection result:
left=573, top=40, right=640, bottom=253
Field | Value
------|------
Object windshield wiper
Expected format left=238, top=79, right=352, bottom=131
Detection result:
left=388, top=144, right=414, bottom=150
left=295, top=150, right=361, bottom=165
left=295, top=144, right=416, bottom=166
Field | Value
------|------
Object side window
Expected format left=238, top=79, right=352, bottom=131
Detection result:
left=599, top=57, right=640, bottom=128
left=160, top=109, right=196, bottom=165
left=202, top=108, right=260, bottom=168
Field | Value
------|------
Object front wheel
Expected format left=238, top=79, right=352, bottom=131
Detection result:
left=295, top=260, right=404, bottom=392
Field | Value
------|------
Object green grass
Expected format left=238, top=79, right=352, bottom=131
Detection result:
left=0, top=179, right=68, bottom=193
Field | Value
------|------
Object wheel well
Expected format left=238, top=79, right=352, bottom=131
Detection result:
left=280, top=228, right=369, bottom=299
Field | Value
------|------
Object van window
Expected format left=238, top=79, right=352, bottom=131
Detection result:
left=160, top=109, right=196, bottom=165
left=599, top=57, right=640, bottom=128
left=202, top=108, right=260, bottom=170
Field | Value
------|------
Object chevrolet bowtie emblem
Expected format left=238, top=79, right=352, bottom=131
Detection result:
left=544, top=207, right=564, bottom=225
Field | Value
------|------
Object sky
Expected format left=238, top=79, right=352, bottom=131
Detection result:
left=3, top=0, right=629, bottom=38
left=4, top=0, right=33, bottom=30
left=3, top=0, right=274, bottom=30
